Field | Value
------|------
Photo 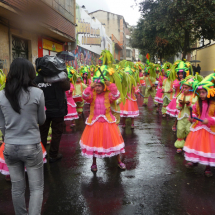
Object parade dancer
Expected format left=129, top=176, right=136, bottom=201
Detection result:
left=161, top=63, right=174, bottom=117
left=79, top=66, right=126, bottom=172
left=142, top=63, right=157, bottom=107
left=81, top=66, right=91, bottom=86
left=154, top=64, right=166, bottom=113
left=166, top=61, right=186, bottom=130
left=64, top=67, right=79, bottom=127
left=174, top=77, right=198, bottom=153
left=73, top=75, right=87, bottom=116
left=183, top=74, right=215, bottom=177
left=120, top=66, right=140, bottom=129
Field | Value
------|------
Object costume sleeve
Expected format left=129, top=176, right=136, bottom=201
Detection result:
left=0, top=107, right=5, bottom=136
left=134, top=86, right=140, bottom=94
left=38, top=92, right=46, bottom=125
left=108, top=83, right=120, bottom=103
left=162, top=79, right=166, bottom=91
left=176, top=94, right=183, bottom=110
left=83, top=86, right=94, bottom=103
left=191, top=103, right=198, bottom=118
left=82, top=83, right=88, bottom=90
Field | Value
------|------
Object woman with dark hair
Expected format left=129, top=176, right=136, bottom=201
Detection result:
left=0, top=58, right=46, bottom=215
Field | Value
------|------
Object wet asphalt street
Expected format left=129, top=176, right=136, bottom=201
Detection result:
left=1, top=96, right=215, bottom=215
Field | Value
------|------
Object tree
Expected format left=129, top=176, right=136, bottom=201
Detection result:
left=131, top=0, right=215, bottom=59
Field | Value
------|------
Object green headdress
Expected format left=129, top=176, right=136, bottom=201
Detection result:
left=194, top=73, right=215, bottom=98
left=180, top=75, right=199, bottom=90
left=67, top=66, right=77, bottom=84
left=99, top=50, right=115, bottom=66
left=80, top=66, right=91, bottom=79
left=144, top=63, right=156, bottom=79
left=154, top=64, right=161, bottom=72
left=174, top=60, right=193, bottom=79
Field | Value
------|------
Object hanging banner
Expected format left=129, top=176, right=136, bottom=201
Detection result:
left=43, top=39, right=63, bottom=52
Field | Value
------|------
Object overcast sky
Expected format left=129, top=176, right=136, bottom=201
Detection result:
left=76, top=0, right=141, bottom=26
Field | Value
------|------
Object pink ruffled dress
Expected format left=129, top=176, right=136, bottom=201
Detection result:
left=166, top=80, right=181, bottom=117
left=154, top=76, right=166, bottom=104
left=64, top=83, right=79, bottom=121
left=120, top=86, right=140, bottom=118
left=184, top=101, right=215, bottom=166
left=80, top=84, right=125, bottom=158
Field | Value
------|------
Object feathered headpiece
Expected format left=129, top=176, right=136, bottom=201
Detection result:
left=0, top=69, right=6, bottom=91
left=67, top=66, right=77, bottom=84
left=194, top=73, right=215, bottom=98
left=99, top=50, right=115, bottom=66
left=174, top=60, right=193, bottom=79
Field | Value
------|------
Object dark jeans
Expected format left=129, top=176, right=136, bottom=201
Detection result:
left=39, top=116, right=64, bottom=158
left=3, top=143, right=44, bottom=215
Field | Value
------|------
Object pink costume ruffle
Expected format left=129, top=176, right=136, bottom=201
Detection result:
left=166, top=80, right=181, bottom=117
left=120, top=87, right=139, bottom=118
left=64, top=83, right=79, bottom=121
left=82, top=84, right=120, bottom=125
left=184, top=101, right=215, bottom=166
left=154, top=76, right=166, bottom=103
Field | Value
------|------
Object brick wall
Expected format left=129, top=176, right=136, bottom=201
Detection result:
left=1, top=0, right=76, bottom=40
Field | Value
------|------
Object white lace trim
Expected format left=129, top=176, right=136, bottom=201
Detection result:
left=189, top=124, right=215, bottom=135
left=120, top=114, right=139, bottom=118
left=111, top=107, right=120, bottom=113
left=66, top=113, right=78, bottom=116
left=0, top=169, right=9, bottom=175
left=73, top=95, right=82, bottom=98
left=120, top=110, right=139, bottom=115
left=184, top=146, right=215, bottom=158
left=80, top=140, right=125, bottom=153
left=177, top=113, right=189, bottom=120
left=166, top=111, right=178, bottom=117
left=162, top=95, right=172, bottom=101
left=83, top=92, right=90, bottom=97
left=126, top=96, right=137, bottom=101
left=68, top=102, right=77, bottom=108
left=184, top=154, right=215, bottom=166
left=64, top=116, right=79, bottom=121
left=154, top=97, right=163, bottom=102
left=81, top=150, right=125, bottom=158
left=112, top=90, right=120, bottom=98
left=85, top=115, right=116, bottom=125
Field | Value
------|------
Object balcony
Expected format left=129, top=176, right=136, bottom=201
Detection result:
left=111, top=34, right=123, bottom=50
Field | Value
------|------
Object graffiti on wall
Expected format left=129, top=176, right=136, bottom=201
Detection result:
left=71, top=46, right=99, bottom=70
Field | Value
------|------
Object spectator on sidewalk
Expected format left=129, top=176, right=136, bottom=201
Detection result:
left=0, top=58, right=46, bottom=215
left=196, top=64, right=201, bottom=74
left=34, top=58, right=70, bottom=163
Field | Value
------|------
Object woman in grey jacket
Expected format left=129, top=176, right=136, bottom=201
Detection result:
left=0, top=58, right=46, bottom=215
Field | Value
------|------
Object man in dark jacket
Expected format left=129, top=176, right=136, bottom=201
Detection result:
left=35, top=74, right=70, bottom=162
left=196, top=64, right=201, bottom=74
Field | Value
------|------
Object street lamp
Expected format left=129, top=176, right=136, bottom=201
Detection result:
left=82, top=5, right=85, bottom=9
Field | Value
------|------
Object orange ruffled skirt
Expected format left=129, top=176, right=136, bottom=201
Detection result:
left=120, top=99, right=139, bottom=118
left=0, top=143, right=47, bottom=175
left=184, top=128, right=215, bottom=166
left=80, top=121, right=125, bottom=158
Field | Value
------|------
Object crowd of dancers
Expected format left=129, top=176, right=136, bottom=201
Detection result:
left=1, top=51, right=215, bottom=181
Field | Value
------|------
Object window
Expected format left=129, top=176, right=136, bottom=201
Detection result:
left=12, top=36, right=28, bottom=60
left=126, top=49, right=131, bottom=57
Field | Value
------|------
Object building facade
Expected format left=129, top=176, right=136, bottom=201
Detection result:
left=0, top=0, right=76, bottom=74
left=89, top=10, right=127, bottom=60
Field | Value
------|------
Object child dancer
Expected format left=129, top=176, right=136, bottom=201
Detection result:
left=154, top=65, right=166, bottom=113
left=174, top=77, right=198, bottom=153
left=166, top=61, right=187, bottom=130
left=73, top=75, right=87, bottom=116
left=81, top=66, right=91, bottom=86
left=120, top=66, right=139, bottom=129
left=80, top=69, right=126, bottom=171
left=183, top=74, right=215, bottom=177
left=64, top=68, right=79, bottom=127
left=142, top=63, right=157, bottom=107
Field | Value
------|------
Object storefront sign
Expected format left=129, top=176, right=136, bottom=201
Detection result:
left=43, top=39, right=63, bottom=52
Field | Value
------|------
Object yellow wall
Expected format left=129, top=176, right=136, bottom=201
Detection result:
left=0, top=24, right=10, bottom=74
left=197, top=44, right=215, bottom=76
left=0, top=24, right=38, bottom=74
